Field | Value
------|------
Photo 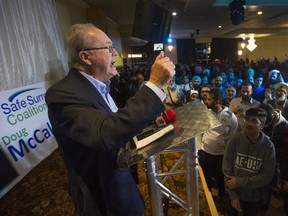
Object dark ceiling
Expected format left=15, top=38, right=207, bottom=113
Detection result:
left=82, top=0, right=288, bottom=42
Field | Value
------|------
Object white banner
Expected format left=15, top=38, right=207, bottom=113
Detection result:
left=0, top=81, right=57, bottom=198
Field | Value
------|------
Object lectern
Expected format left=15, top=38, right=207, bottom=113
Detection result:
left=129, top=101, right=220, bottom=215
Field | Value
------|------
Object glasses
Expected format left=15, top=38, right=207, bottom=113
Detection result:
left=81, top=45, right=115, bottom=53
left=244, top=117, right=261, bottom=125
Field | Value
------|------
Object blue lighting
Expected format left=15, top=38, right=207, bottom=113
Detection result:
left=166, top=34, right=173, bottom=44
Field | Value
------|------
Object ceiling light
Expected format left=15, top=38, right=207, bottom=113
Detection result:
left=246, top=43, right=257, bottom=52
left=172, top=12, right=177, bottom=16
left=246, top=35, right=257, bottom=52
left=241, top=33, right=246, bottom=40
left=128, top=54, right=142, bottom=58
left=167, top=34, right=173, bottom=43
left=167, top=45, right=173, bottom=52
left=218, top=25, right=222, bottom=28
left=257, top=11, right=262, bottom=15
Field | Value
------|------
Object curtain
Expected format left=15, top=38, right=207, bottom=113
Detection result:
left=211, top=38, right=239, bottom=63
left=0, top=0, right=68, bottom=91
left=176, top=39, right=196, bottom=65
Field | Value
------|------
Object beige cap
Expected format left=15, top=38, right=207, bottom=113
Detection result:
left=190, top=90, right=199, bottom=96
left=275, top=82, right=288, bottom=94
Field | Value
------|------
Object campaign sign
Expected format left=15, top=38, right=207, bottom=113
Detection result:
left=0, top=82, right=57, bottom=198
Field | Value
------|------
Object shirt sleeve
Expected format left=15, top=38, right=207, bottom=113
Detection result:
left=145, top=81, right=166, bottom=102
left=229, top=113, right=238, bottom=136
left=222, top=137, right=239, bottom=200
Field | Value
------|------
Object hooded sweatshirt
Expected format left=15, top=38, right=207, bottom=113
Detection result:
left=262, top=110, right=288, bottom=158
left=222, top=131, right=275, bottom=202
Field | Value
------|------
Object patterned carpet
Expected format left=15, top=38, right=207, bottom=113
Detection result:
left=0, top=149, right=211, bottom=216
left=0, top=150, right=76, bottom=216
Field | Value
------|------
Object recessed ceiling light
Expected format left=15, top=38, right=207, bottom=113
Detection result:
left=257, top=11, right=263, bottom=15
left=241, top=33, right=246, bottom=40
left=218, top=25, right=222, bottom=28
left=172, top=12, right=177, bottom=16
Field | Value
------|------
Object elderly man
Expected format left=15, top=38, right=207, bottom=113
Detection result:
left=45, top=23, right=175, bottom=216
left=229, top=82, right=261, bottom=131
left=266, top=82, right=288, bottom=121
left=164, top=76, right=183, bottom=108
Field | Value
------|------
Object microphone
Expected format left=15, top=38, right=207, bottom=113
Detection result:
left=162, top=109, right=176, bottom=123
left=155, top=109, right=176, bottom=127
left=132, top=109, right=176, bottom=150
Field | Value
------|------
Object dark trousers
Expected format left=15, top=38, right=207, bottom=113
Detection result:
left=198, top=150, right=225, bottom=198
left=225, top=196, right=261, bottom=216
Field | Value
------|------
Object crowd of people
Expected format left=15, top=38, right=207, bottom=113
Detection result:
left=109, top=58, right=288, bottom=216
left=46, top=22, right=288, bottom=216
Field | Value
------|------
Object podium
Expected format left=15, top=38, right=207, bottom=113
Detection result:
left=129, top=101, right=221, bottom=216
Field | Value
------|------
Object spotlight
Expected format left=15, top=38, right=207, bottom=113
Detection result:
left=229, top=0, right=246, bottom=25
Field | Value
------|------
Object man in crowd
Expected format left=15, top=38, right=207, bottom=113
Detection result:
left=181, top=75, right=192, bottom=103
left=163, top=76, right=183, bottom=109
left=199, top=85, right=210, bottom=103
left=199, top=88, right=238, bottom=202
left=45, top=23, right=175, bottom=216
left=259, top=103, right=288, bottom=214
left=252, top=74, right=265, bottom=103
left=234, top=78, right=243, bottom=97
left=222, top=108, right=275, bottom=216
left=266, top=82, right=288, bottom=121
left=223, top=86, right=237, bottom=107
left=214, top=75, right=227, bottom=100
left=226, top=69, right=236, bottom=88
left=229, top=82, right=261, bottom=131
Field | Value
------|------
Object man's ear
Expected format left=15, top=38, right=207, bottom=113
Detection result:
left=78, top=51, right=92, bottom=65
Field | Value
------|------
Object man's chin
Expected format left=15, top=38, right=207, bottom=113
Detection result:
left=110, top=69, right=118, bottom=77
left=242, top=97, right=249, bottom=101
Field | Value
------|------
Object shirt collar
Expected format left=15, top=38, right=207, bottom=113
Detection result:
left=240, top=97, right=253, bottom=104
left=79, top=71, right=111, bottom=95
left=98, top=80, right=111, bottom=95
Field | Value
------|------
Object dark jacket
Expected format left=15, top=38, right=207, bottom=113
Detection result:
left=45, top=68, right=164, bottom=216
